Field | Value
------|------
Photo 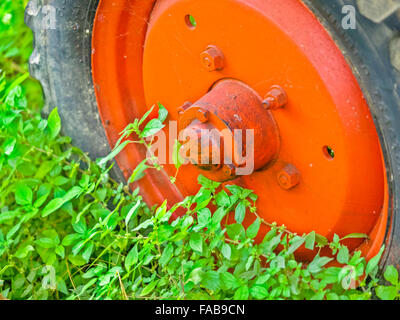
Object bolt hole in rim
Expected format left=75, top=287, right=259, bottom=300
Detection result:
left=91, top=0, right=389, bottom=261
left=323, top=146, right=335, bottom=160
left=185, top=14, right=197, bottom=29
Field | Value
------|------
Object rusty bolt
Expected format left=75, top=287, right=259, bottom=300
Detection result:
left=263, top=85, right=288, bottom=110
left=223, top=164, right=236, bottom=177
left=196, top=109, right=210, bottom=123
left=277, top=164, right=300, bottom=190
left=178, top=101, right=192, bottom=115
left=200, top=46, right=225, bottom=71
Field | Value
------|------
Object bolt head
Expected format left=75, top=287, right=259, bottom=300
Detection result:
left=223, top=164, right=235, bottom=177
left=177, top=101, right=192, bottom=115
left=200, top=46, right=225, bottom=71
left=277, top=164, right=300, bottom=190
left=263, top=85, right=288, bottom=110
left=196, top=109, right=210, bottom=123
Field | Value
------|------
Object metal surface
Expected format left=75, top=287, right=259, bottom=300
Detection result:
left=390, top=36, right=400, bottom=72
left=177, top=79, right=280, bottom=181
left=92, top=0, right=388, bottom=260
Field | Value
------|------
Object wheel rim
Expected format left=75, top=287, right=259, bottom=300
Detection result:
left=92, top=0, right=389, bottom=260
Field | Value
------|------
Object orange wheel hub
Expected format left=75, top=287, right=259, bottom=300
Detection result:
left=92, top=0, right=389, bottom=259
left=177, top=79, right=281, bottom=182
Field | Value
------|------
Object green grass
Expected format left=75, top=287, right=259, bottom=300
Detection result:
left=0, top=0, right=42, bottom=111
left=0, top=0, right=399, bottom=301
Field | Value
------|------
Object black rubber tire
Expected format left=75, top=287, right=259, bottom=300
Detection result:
left=25, top=1, right=108, bottom=158
left=26, top=0, right=400, bottom=268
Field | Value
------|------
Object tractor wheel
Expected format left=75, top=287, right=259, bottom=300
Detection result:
left=26, top=0, right=400, bottom=266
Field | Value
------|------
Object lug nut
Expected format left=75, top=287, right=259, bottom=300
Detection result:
left=277, top=164, right=300, bottom=190
left=196, top=109, right=210, bottom=123
left=263, top=85, right=288, bottom=110
left=223, top=164, right=236, bottom=177
left=200, top=46, right=225, bottom=71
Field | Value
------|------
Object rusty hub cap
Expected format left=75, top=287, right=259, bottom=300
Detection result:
left=177, top=79, right=280, bottom=182
left=92, top=0, right=389, bottom=260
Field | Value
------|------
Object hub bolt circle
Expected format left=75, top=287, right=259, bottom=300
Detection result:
left=277, top=164, right=300, bottom=190
left=200, top=46, right=225, bottom=71
left=263, top=85, right=288, bottom=110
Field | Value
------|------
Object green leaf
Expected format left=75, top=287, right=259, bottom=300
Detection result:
left=250, top=285, right=269, bottom=299
left=315, top=233, right=328, bottom=247
left=33, top=184, right=52, bottom=208
left=376, top=285, right=398, bottom=300
left=159, top=243, right=173, bottom=267
left=82, top=242, right=94, bottom=262
left=197, top=208, right=211, bottom=227
left=172, top=139, right=184, bottom=170
left=133, top=218, right=153, bottom=231
left=337, top=246, right=349, bottom=264
left=220, top=272, right=238, bottom=290
left=384, top=265, right=399, bottom=286
left=189, top=233, right=203, bottom=253
left=0, top=210, right=20, bottom=223
left=97, top=140, right=132, bottom=168
left=42, top=186, right=83, bottom=217
left=215, top=190, right=230, bottom=208
left=308, top=255, right=334, bottom=274
left=326, top=293, right=340, bottom=300
left=141, top=280, right=158, bottom=296
left=3, top=73, right=29, bottom=100
left=246, top=218, right=261, bottom=239
left=128, top=160, right=148, bottom=183
left=221, top=243, right=231, bottom=260
left=41, top=198, right=66, bottom=217
left=270, top=256, right=285, bottom=270
left=366, top=246, right=385, bottom=278
left=15, top=184, right=33, bottom=206
left=255, top=274, right=271, bottom=285
left=52, top=176, right=69, bottom=186
left=141, top=118, right=165, bottom=138
left=55, top=245, right=65, bottom=259
left=211, top=207, right=228, bottom=225
left=72, top=240, right=87, bottom=256
left=189, top=268, right=204, bottom=285
left=234, top=286, right=249, bottom=300
left=2, top=137, right=16, bottom=155
left=62, top=233, right=81, bottom=247
left=125, top=245, right=138, bottom=271
left=157, top=103, right=168, bottom=123
left=287, top=236, right=305, bottom=255
left=36, top=237, right=57, bottom=249
left=235, top=201, right=246, bottom=224
left=304, top=231, right=315, bottom=250
left=47, top=108, right=61, bottom=139
left=72, top=221, right=87, bottom=234
left=226, top=184, right=244, bottom=196
left=227, top=224, right=245, bottom=240
left=340, top=233, right=369, bottom=241
left=198, top=175, right=221, bottom=190
left=35, top=161, right=57, bottom=180
left=15, top=244, right=34, bottom=259
left=202, top=271, right=220, bottom=291
left=125, top=201, right=141, bottom=227
left=139, top=105, right=155, bottom=126
left=6, top=222, right=22, bottom=240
